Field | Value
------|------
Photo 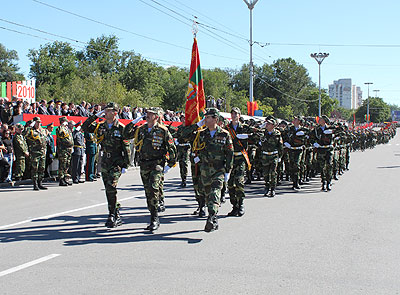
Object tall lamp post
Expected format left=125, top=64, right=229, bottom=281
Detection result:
left=373, top=89, right=380, bottom=98
left=310, top=52, right=329, bottom=117
left=364, top=82, right=373, bottom=123
left=243, top=0, right=259, bottom=103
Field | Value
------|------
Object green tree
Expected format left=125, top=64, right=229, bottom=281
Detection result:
left=160, top=66, right=188, bottom=111
left=355, top=97, right=391, bottom=122
left=0, top=43, right=24, bottom=81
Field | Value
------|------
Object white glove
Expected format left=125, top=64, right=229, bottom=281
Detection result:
left=30, top=121, right=35, bottom=127
left=278, top=158, right=282, bottom=163
left=193, top=156, right=200, bottom=164
left=296, top=131, right=305, bottom=136
left=224, top=173, right=230, bottom=183
left=284, top=142, right=291, bottom=148
left=163, top=165, right=171, bottom=174
left=76, top=126, right=81, bottom=132
left=260, top=122, right=267, bottom=129
left=131, top=115, right=144, bottom=125
left=313, top=142, right=320, bottom=148
left=174, top=139, right=179, bottom=145
left=196, top=118, right=205, bottom=127
left=236, top=134, right=249, bottom=139
left=323, top=129, right=333, bottom=134
left=121, top=168, right=126, bottom=174
left=96, top=110, right=105, bottom=117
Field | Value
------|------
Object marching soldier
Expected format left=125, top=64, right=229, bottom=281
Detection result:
left=259, top=116, right=283, bottom=197
left=124, top=107, right=176, bottom=231
left=284, top=116, right=308, bottom=190
left=71, top=121, right=85, bottom=184
left=175, top=124, right=191, bottom=188
left=82, top=102, right=131, bottom=228
left=181, top=108, right=233, bottom=232
left=56, top=117, right=74, bottom=186
left=226, top=107, right=254, bottom=217
left=25, top=117, right=48, bottom=190
left=311, top=115, right=335, bottom=191
left=12, top=123, right=29, bottom=181
left=44, top=122, right=55, bottom=179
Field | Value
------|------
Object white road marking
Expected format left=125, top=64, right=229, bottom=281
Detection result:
left=0, top=254, right=60, bottom=277
left=0, top=188, right=174, bottom=230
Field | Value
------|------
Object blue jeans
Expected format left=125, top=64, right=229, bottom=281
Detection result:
left=3, top=153, right=13, bottom=182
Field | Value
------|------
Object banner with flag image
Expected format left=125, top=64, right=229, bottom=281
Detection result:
left=185, top=38, right=205, bottom=126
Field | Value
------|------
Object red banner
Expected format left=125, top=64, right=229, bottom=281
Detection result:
left=184, top=38, right=205, bottom=126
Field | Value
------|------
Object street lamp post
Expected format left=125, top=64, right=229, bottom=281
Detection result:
left=310, top=52, right=329, bottom=117
left=373, top=89, right=380, bottom=98
left=364, top=82, right=373, bottom=123
left=243, top=0, right=259, bottom=103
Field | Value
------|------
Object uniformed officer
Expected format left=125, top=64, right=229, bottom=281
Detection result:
left=82, top=103, right=131, bottom=228
left=124, top=107, right=177, bottom=231
left=175, top=124, right=191, bottom=188
left=182, top=108, right=234, bottom=232
left=259, top=116, right=283, bottom=197
left=12, top=123, right=29, bottom=181
left=71, top=121, right=85, bottom=183
left=56, top=116, right=74, bottom=186
left=44, top=122, right=55, bottom=179
left=84, top=130, right=98, bottom=182
left=25, top=117, right=48, bottom=190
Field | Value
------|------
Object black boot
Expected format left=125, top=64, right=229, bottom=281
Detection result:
left=321, top=181, right=326, bottom=191
left=204, top=214, right=218, bottom=232
left=264, top=185, right=270, bottom=197
left=59, top=178, right=68, bottom=186
left=38, top=179, right=47, bottom=190
left=147, top=208, right=160, bottom=231
left=115, top=203, right=122, bottom=226
left=65, top=178, right=72, bottom=186
left=326, top=181, right=332, bottom=191
left=33, top=180, right=39, bottom=191
left=180, top=179, right=186, bottom=188
left=292, top=176, right=301, bottom=190
left=238, top=199, right=245, bottom=217
left=105, top=213, right=117, bottom=228
left=269, top=187, right=276, bottom=198
left=220, top=190, right=226, bottom=204
left=198, top=200, right=206, bottom=217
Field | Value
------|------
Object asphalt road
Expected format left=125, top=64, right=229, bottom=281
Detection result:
left=1, top=133, right=400, bottom=294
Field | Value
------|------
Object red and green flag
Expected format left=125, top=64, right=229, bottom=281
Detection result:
left=185, top=38, right=205, bottom=126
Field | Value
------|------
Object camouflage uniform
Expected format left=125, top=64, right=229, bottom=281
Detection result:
left=259, top=118, right=283, bottom=197
left=124, top=108, right=176, bottom=229
left=56, top=117, right=74, bottom=185
left=176, top=125, right=191, bottom=187
left=12, top=128, right=29, bottom=180
left=25, top=117, right=47, bottom=190
left=311, top=116, right=335, bottom=191
left=82, top=103, right=131, bottom=228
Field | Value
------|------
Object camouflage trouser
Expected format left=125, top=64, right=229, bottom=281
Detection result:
left=200, top=166, right=224, bottom=215
left=288, top=149, right=303, bottom=180
left=339, top=148, right=346, bottom=171
left=316, top=149, right=333, bottom=182
left=191, top=161, right=205, bottom=203
left=31, top=152, right=46, bottom=181
left=345, top=147, right=350, bottom=168
left=177, top=145, right=190, bottom=181
left=228, top=156, right=246, bottom=206
left=58, top=148, right=72, bottom=179
left=305, top=148, right=313, bottom=173
left=261, top=154, right=279, bottom=189
left=140, top=164, right=163, bottom=211
left=333, top=149, right=340, bottom=173
left=101, top=165, right=122, bottom=213
left=14, top=154, right=26, bottom=179
left=283, top=149, right=290, bottom=177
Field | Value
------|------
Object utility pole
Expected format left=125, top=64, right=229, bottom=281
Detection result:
left=364, top=82, right=373, bottom=123
left=310, top=53, right=329, bottom=117
left=243, top=0, right=259, bottom=102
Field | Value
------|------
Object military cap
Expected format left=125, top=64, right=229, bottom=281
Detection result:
left=46, top=122, right=54, bottom=128
left=293, top=115, right=304, bottom=123
left=55, top=100, right=62, bottom=104
left=15, top=123, right=24, bottom=129
left=279, top=120, right=288, bottom=126
left=147, top=107, right=161, bottom=116
left=231, top=107, right=241, bottom=115
left=59, top=116, right=68, bottom=124
left=33, top=116, right=41, bottom=123
left=75, top=120, right=82, bottom=127
left=205, top=108, right=220, bottom=117
left=104, top=102, right=119, bottom=111
left=319, top=115, right=330, bottom=123
left=48, top=100, right=54, bottom=104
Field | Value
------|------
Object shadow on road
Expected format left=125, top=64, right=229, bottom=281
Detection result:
left=376, top=165, right=400, bottom=169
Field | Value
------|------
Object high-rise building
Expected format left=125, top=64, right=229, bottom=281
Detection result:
left=329, top=79, right=362, bottom=109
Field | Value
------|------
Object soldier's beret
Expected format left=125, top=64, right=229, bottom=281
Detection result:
left=231, top=107, right=241, bottom=115
left=205, top=108, right=220, bottom=117
left=105, top=102, right=119, bottom=112
left=59, top=116, right=68, bottom=124
left=33, top=116, right=41, bottom=123
left=320, top=115, right=330, bottom=123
